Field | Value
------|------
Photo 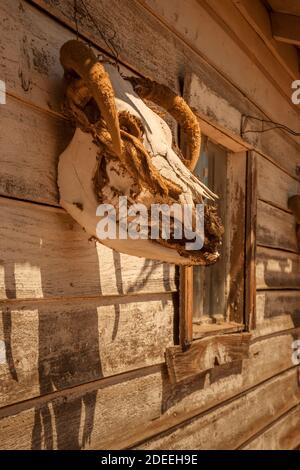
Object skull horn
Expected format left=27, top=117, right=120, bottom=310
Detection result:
left=128, top=77, right=201, bottom=172
left=60, top=40, right=122, bottom=158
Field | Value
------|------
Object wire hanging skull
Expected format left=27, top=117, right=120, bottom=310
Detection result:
left=58, top=40, right=223, bottom=265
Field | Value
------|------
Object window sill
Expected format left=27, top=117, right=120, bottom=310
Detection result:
left=166, top=331, right=251, bottom=384
left=193, top=321, right=244, bottom=340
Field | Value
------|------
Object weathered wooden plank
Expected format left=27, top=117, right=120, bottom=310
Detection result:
left=0, top=366, right=164, bottom=450
left=185, top=77, right=248, bottom=326
left=256, top=247, right=300, bottom=289
left=0, top=0, right=72, bottom=114
left=268, top=0, right=300, bottom=16
left=3, top=0, right=179, bottom=111
left=257, top=157, right=300, bottom=212
left=211, top=0, right=298, bottom=80
left=0, top=2, right=294, bottom=448
left=0, top=0, right=299, bottom=212
left=136, top=368, right=300, bottom=450
left=166, top=333, right=251, bottom=383
left=26, top=0, right=300, bottom=178
left=0, top=96, right=73, bottom=204
left=179, top=266, right=193, bottom=347
left=186, top=72, right=300, bottom=180
left=0, top=197, right=177, bottom=300
left=271, top=12, right=300, bottom=47
left=245, top=151, right=257, bottom=329
left=254, top=292, right=300, bottom=337
left=1, top=329, right=299, bottom=449
left=6, top=98, right=299, bottom=262
left=0, top=296, right=174, bottom=408
left=223, top=151, right=247, bottom=324
left=257, top=200, right=299, bottom=253
left=255, top=290, right=300, bottom=337
left=243, top=405, right=300, bottom=450
left=141, top=0, right=300, bottom=140
left=184, top=72, right=248, bottom=150
left=192, top=322, right=244, bottom=339
left=232, top=0, right=299, bottom=78
left=257, top=290, right=300, bottom=321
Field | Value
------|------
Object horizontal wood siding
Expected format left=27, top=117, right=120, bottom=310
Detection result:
left=0, top=296, right=175, bottom=408
left=136, top=368, right=300, bottom=449
left=0, top=0, right=299, bottom=450
left=0, top=328, right=299, bottom=449
left=242, top=404, right=300, bottom=450
left=0, top=198, right=176, bottom=299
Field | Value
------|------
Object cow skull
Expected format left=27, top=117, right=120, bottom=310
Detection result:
left=58, top=40, right=223, bottom=265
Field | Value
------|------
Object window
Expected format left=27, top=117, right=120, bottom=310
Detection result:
left=191, top=137, right=248, bottom=339
left=166, top=140, right=254, bottom=383
left=178, top=135, right=252, bottom=345
left=193, top=138, right=229, bottom=329
left=165, top=76, right=256, bottom=384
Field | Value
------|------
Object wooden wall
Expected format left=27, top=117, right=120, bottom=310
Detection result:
left=0, top=0, right=299, bottom=449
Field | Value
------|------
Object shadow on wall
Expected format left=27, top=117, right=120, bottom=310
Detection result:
left=160, top=359, right=243, bottom=415
left=1, top=205, right=174, bottom=449
left=2, top=228, right=103, bottom=449
left=1, top=196, right=300, bottom=447
left=30, top=305, right=102, bottom=450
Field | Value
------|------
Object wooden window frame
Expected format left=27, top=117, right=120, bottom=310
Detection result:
left=166, top=146, right=257, bottom=384
left=180, top=149, right=257, bottom=346
left=192, top=140, right=245, bottom=339
left=165, top=74, right=257, bottom=384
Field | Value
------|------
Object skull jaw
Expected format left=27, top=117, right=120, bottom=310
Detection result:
left=58, top=128, right=204, bottom=265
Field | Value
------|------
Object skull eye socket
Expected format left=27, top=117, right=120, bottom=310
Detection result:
left=83, top=98, right=101, bottom=124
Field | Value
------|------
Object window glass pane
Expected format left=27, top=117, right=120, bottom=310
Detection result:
left=193, top=137, right=228, bottom=325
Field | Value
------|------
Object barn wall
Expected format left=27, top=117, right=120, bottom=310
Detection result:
left=0, top=0, right=299, bottom=449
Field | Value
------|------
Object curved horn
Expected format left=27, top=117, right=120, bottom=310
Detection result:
left=128, top=77, right=201, bottom=172
left=60, top=40, right=122, bottom=157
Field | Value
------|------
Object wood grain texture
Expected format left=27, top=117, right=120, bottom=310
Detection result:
left=166, top=333, right=251, bottom=383
left=136, top=368, right=300, bottom=449
left=232, top=0, right=299, bottom=78
left=1, top=0, right=72, bottom=113
left=242, top=404, right=300, bottom=450
left=226, top=151, right=247, bottom=324
left=186, top=72, right=300, bottom=181
left=0, top=0, right=299, bottom=212
left=0, top=329, right=299, bottom=449
left=0, top=366, right=164, bottom=450
left=257, top=157, right=300, bottom=212
left=1, top=0, right=300, bottom=452
left=245, top=151, right=257, bottom=330
left=28, top=0, right=300, bottom=178
left=204, top=0, right=298, bottom=92
left=271, top=12, right=300, bottom=46
left=0, top=296, right=174, bottom=408
left=179, top=266, right=193, bottom=347
left=255, top=290, right=300, bottom=336
left=257, top=200, right=299, bottom=253
left=256, top=247, right=300, bottom=289
left=142, top=0, right=300, bottom=124
left=141, top=0, right=300, bottom=157
left=0, top=96, right=73, bottom=205
left=268, top=0, right=300, bottom=16
left=0, top=197, right=177, bottom=300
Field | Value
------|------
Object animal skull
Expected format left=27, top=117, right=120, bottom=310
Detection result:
left=58, top=40, right=223, bottom=265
